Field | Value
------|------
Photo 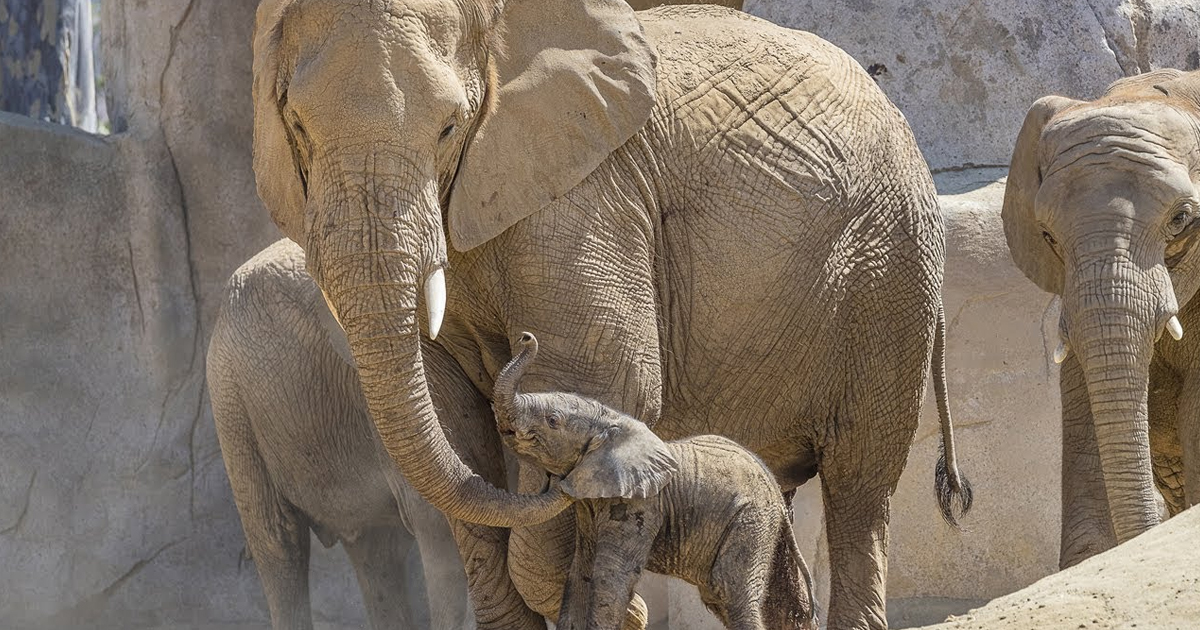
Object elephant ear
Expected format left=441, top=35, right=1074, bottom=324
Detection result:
left=252, top=0, right=306, bottom=245
left=1002, top=95, right=1081, bottom=295
left=560, top=417, right=677, bottom=500
left=447, top=0, right=658, bottom=252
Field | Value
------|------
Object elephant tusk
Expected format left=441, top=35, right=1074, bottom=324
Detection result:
left=1168, top=315, right=1184, bottom=341
left=425, top=267, right=446, bottom=340
left=320, top=287, right=343, bottom=329
left=1053, top=341, right=1069, bottom=364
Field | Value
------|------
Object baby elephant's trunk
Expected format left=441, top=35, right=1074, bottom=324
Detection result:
left=493, top=332, right=539, bottom=429
left=762, top=519, right=818, bottom=630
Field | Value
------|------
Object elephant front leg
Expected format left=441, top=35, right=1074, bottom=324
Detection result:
left=508, top=460, right=577, bottom=621
left=557, top=500, right=658, bottom=630
left=1059, top=355, right=1118, bottom=568
left=1173, top=368, right=1200, bottom=512
left=1148, top=359, right=1186, bottom=517
left=451, top=519, right=546, bottom=630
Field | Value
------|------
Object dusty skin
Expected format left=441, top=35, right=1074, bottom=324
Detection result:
left=492, top=333, right=816, bottom=630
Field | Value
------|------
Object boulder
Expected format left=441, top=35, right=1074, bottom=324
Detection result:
left=913, top=504, right=1200, bottom=629
left=745, top=0, right=1200, bottom=170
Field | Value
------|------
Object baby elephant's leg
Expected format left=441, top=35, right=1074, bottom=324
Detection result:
left=558, top=500, right=660, bottom=630
left=705, top=508, right=779, bottom=630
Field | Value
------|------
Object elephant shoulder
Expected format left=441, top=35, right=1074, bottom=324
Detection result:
left=635, top=7, right=926, bottom=204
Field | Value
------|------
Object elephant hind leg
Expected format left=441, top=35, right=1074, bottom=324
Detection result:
left=701, top=512, right=773, bottom=630
left=212, top=391, right=313, bottom=630
left=343, top=526, right=424, bottom=630
left=820, top=304, right=933, bottom=629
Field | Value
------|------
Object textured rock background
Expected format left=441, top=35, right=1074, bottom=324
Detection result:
left=1, top=0, right=1197, bottom=629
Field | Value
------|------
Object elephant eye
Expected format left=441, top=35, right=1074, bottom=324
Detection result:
left=546, top=413, right=560, bottom=429
left=1168, top=209, right=1194, bottom=237
left=439, top=123, right=456, bottom=141
left=1042, top=230, right=1057, bottom=248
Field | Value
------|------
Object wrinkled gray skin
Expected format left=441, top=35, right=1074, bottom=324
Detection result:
left=251, top=2, right=970, bottom=628
left=493, top=333, right=817, bottom=630
left=208, top=239, right=497, bottom=630
left=1003, top=69, right=1200, bottom=569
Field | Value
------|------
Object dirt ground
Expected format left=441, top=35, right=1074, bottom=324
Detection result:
left=912, top=506, right=1200, bottom=629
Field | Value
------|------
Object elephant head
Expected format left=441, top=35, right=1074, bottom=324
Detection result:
left=1003, top=69, right=1200, bottom=543
left=250, top=0, right=656, bottom=526
left=493, top=333, right=678, bottom=499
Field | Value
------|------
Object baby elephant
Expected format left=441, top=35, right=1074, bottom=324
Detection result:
left=493, top=333, right=816, bottom=630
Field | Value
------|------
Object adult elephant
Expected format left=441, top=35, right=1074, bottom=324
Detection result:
left=1003, top=69, right=1200, bottom=568
left=251, top=1, right=971, bottom=628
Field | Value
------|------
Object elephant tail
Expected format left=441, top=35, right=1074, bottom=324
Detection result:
left=933, top=300, right=974, bottom=528
left=762, top=514, right=818, bottom=630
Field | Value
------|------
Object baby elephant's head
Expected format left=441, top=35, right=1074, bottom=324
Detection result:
left=493, top=332, right=678, bottom=500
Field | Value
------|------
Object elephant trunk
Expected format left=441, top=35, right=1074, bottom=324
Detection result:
left=311, top=170, right=568, bottom=528
left=1065, top=258, right=1169, bottom=543
left=493, top=332, right=539, bottom=431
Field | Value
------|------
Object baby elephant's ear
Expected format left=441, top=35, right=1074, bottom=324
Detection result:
left=561, top=418, right=677, bottom=500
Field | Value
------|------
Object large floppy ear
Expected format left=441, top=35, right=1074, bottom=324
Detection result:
left=1001, top=95, right=1080, bottom=295
left=560, top=416, right=677, bottom=500
left=447, top=0, right=658, bottom=251
left=252, top=0, right=306, bottom=245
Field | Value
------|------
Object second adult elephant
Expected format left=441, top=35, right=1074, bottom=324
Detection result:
left=1003, top=69, right=1200, bottom=568
left=250, top=2, right=972, bottom=628
left=208, top=239, right=497, bottom=630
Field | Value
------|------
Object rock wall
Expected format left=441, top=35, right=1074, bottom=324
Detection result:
left=0, top=0, right=304, bottom=628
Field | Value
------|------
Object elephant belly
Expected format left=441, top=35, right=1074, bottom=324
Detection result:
left=242, top=364, right=405, bottom=538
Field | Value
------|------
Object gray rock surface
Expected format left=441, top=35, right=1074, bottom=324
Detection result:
left=745, top=0, right=1200, bottom=170
left=0, top=0, right=308, bottom=627
left=912, top=504, right=1200, bottom=629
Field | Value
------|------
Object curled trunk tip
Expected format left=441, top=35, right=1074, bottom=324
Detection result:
left=493, top=332, right=540, bottom=427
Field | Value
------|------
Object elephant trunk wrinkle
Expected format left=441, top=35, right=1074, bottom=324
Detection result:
left=309, top=199, right=569, bottom=529
left=1064, top=275, right=1161, bottom=543
left=493, top=333, right=539, bottom=431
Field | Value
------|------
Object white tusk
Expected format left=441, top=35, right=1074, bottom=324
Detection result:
left=1168, top=315, right=1184, bottom=341
left=320, top=287, right=342, bottom=328
left=425, top=267, right=446, bottom=340
left=1053, top=342, right=1069, bottom=364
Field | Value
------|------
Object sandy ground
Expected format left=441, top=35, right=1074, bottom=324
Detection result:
left=912, top=506, right=1200, bottom=629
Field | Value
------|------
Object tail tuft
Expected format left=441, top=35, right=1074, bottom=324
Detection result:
left=935, top=442, right=974, bottom=528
